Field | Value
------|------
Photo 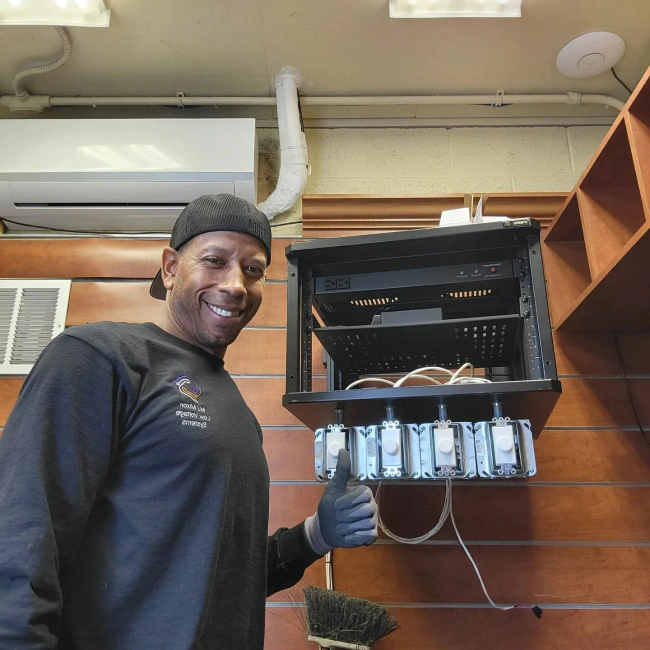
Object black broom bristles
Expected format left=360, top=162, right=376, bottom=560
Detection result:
left=300, top=586, right=400, bottom=647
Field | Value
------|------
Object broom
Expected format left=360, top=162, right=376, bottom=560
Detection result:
left=292, top=586, right=400, bottom=650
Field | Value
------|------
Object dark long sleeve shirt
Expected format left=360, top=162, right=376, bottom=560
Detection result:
left=0, top=322, right=319, bottom=649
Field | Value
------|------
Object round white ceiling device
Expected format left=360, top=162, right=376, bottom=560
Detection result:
left=556, top=32, right=625, bottom=79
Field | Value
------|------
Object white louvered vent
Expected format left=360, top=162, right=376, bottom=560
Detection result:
left=0, top=280, right=71, bottom=375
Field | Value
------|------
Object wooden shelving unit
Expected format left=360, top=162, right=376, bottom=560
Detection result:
left=543, top=65, right=650, bottom=331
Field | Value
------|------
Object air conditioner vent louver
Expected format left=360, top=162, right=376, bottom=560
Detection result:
left=11, top=289, right=61, bottom=365
left=0, top=280, right=71, bottom=375
left=0, top=289, right=17, bottom=361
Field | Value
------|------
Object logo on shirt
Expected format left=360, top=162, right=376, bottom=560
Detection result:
left=174, top=376, right=202, bottom=403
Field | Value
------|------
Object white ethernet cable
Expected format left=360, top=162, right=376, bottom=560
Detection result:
left=346, top=363, right=492, bottom=391
left=447, top=362, right=492, bottom=385
left=377, top=479, right=517, bottom=612
left=447, top=481, right=514, bottom=612
left=344, top=374, right=446, bottom=390
left=393, top=366, right=456, bottom=387
left=344, top=377, right=396, bottom=390
left=376, top=480, right=451, bottom=545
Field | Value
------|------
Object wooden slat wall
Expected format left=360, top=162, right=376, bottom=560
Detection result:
left=266, top=608, right=650, bottom=650
left=0, top=237, right=295, bottom=281
left=2, top=201, right=650, bottom=649
left=302, top=193, right=568, bottom=237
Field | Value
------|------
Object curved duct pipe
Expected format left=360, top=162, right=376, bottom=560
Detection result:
left=257, top=67, right=309, bottom=220
left=12, top=26, right=72, bottom=99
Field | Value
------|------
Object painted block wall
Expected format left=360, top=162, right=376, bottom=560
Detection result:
left=260, top=126, right=609, bottom=234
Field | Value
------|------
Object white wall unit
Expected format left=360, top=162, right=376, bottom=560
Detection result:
left=0, top=119, right=257, bottom=232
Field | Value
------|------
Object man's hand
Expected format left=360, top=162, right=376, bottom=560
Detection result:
left=304, top=449, right=378, bottom=555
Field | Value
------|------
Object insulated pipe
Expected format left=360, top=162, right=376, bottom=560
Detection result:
left=256, top=67, right=309, bottom=221
left=0, top=91, right=625, bottom=112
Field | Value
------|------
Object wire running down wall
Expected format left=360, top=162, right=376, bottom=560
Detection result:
left=1, top=210, right=649, bottom=648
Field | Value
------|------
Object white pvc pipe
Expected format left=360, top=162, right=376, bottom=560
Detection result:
left=297, top=93, right=624, bottom=110
left=0, top=91, right=625, bottom=112
left=256, top=67, right=309, bottom=221
left=47, top=96, right=276, bottom=106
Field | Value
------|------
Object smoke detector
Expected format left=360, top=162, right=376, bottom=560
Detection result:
left=556, top=32, right=625, bottom=79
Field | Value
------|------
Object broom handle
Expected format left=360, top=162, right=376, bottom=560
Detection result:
left=322, top=551, right=333, bottom=650
left=326, top=551, right=333, bottom=590
left=308, top=635, right=371, bottom=650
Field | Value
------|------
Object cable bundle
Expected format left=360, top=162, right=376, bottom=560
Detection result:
left=345, top=362, right=492, bottom=391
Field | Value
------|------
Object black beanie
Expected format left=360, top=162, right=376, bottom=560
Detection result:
left=150, top=194, right=272, bottom=300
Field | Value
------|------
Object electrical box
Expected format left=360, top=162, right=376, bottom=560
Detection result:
left=420, top=422, right=476, bottom=479
left=474, top=419, right=537, bottom=478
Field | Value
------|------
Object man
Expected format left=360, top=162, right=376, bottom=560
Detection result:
left=0, top=194, right=378, bottom=649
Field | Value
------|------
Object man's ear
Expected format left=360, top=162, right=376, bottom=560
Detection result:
left=161, top=247, right=180, bottom=292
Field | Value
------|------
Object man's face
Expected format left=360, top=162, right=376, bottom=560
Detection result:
left=161, top=231, right=267, bottom=356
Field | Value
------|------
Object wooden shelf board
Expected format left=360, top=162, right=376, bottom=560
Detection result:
left=627, top=62, right=650, bottom=123
left=545, top=118, right=632, bottom=241
left=626, top=112, right=650, bottom=221
left=582, top=120, right=637, bottom=190
left=542, top=239, right=591, bottom=326
left=578, top=187, right=647, bottom=280
left=554, top=223, right=650, bottom=330
left=543, top=193, right=583, bottom=243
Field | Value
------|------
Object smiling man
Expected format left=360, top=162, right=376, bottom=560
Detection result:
left=0, top=194, right=378, bottom=649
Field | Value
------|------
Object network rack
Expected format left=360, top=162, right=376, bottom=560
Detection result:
left=283, top=219, right=561, bottom=443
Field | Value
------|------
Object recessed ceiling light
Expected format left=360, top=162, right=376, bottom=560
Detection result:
left=389, top=0, right=522, bottom=18
left=0, top=0, right=110, bottom=26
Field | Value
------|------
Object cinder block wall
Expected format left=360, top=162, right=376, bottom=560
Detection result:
left=260, top=126, right=609, bottom=233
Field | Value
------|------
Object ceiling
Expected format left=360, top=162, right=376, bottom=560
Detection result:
left=1, top=0, right=649, bottom=121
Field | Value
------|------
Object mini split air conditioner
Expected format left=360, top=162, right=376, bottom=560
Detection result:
left=0, top=118, right=258, bottom=232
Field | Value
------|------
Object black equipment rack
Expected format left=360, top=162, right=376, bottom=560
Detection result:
left=283, top=219, right=561, bottom=433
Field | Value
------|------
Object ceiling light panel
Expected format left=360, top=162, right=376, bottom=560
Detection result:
left=389, top=0, right=522, bottom=19
left=0, top=0, right=110, bottom=26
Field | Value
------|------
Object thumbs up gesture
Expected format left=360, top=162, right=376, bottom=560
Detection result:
left=309, top=449, right=378, bottom=552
